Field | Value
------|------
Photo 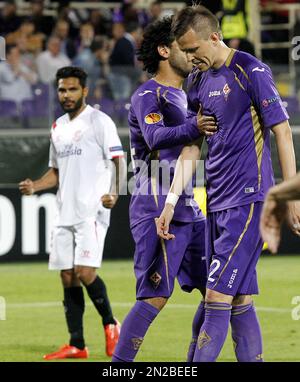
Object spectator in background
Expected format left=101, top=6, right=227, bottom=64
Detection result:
left=16, top=35, right=38, bottom=73
left=72, top=23, right=95, bottom=82
left=219, top=0, right=255, bottom=56
left=6, top=20, right=45, bottom=54
left=111, top=22, right=125, bottom=41
left=0, top=44, right=37, bottom=104
left=73, top=35, right=109, bottom=97
left=89, top=9, right=112, bottom=36
left=0, top=0, right=21, bottom=36
left=53, top=19, right=77, bottom=60
left=56, top=0, right=89, bottom=39
left=36, top=36, right=71, bottom=84
left=108, top=21, right=142, bottom=100
left=75, top=22, right=95, bottom=52
left=88, top=38, right=110, bottom=99
left=112, top=0, right=148, bottom=27
left=148, top=1, right=163, bottom=23
left=27, top=0, right=55, bottom=37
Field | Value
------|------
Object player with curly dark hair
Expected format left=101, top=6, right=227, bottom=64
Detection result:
left=112, top=16, right=217, bottom=362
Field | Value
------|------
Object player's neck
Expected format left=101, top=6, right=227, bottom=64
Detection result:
left=68, top=103, right=87, bottom=120
left=212, top=45, right=232, bottom=70
left=153, top=71, right=184, bottom=89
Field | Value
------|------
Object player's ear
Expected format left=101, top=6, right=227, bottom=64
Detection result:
left=83, top=86, right=89, bottom=98
left=210, top=32, right=220, bottom=45
left=157, top=45, right=170, bottom=59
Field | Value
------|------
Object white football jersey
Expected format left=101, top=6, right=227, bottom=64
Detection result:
left=49, top=105, right=124, bottom=226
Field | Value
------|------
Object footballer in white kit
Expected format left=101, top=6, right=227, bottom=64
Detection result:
left=19, top=66, right=126, bottom=360
left=49, top=103, right=123, bottom=270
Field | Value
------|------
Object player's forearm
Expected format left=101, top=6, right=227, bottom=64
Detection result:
left=110, top=156, right=126, bottom=196
left=268, top=173, right=300, bottom=202
left=33, top=168, right=59, bottom=192
left=273, top=121, right=297, bottom=181
left=169, top=141, right=203, bottom=197
left=146, top=117, right=200, bottom=151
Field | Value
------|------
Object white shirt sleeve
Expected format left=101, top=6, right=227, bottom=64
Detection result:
left=48, top=136, right=58, bottom=169
left=93, top=112, right=124, bottom=160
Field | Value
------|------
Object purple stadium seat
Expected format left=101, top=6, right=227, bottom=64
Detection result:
left=0, top=100, right=18, bottom=117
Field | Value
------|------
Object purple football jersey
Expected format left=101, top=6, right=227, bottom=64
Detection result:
left=129, top=79, right=204, bottom=228
left=187, top=49, right=289, bottom=212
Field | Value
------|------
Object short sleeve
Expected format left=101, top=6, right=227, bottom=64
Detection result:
left=94, top=112, right=124, bottom=160
left=48, top=139, right=58, bottom=168
left=247, top=63, right=289, bottom=129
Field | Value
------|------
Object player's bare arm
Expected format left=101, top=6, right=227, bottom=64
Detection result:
left=260, top=172, right=300, bottom=253
left=19, top=168, right=59, bottom=195
left=272, top=120, right=300, bottom=235
left=101, top=156, right=126, bottom=209
left=156, top=138, right=204, bottom=240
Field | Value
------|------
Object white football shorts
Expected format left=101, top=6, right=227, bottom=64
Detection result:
left=49, top=217, right=108, bottom=270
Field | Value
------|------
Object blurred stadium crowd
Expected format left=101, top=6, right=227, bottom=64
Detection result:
left=0, top=0, right=299, bottom=128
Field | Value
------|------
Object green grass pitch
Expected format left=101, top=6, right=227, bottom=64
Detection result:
left=0, top=256, right=299, bottom=362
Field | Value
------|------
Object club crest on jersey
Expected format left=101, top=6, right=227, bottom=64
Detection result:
left=73, top=130, right=83, bottom=142
left=223, top=83, right=231, bottom=101
left=144, top=113, right=163, bottom=125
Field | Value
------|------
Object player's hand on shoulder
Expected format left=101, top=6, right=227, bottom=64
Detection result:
left=196, top=104, right=218, bottom=137
left=19, top=178, right=34, bottom=195
left=155, top=204, right=175, bottom=240
left=101, top=194, right=118, bottom=209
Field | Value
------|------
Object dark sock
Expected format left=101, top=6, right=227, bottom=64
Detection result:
left=85, top=275, right=115, bottom=326
left=63, top=286, right=85, bottom=350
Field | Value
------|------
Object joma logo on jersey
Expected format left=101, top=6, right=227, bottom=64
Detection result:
left=144, top=113, right=163, bottom=124
left=209, top=90, right=221, bottom=98
left=227, top=269, right=238, bottom=289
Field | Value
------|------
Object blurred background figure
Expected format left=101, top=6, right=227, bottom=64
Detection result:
left=53, top=19, right=77, bottom=60
left=6, top=20, right=45, bottom=54
left=148, top=0, right=163, bottom=22
left=0, top=44, right=37, bottom=103
left=27, top=0, right=55, bottom=36
left=0, top=0, right=21, bottom=36
left=36, top=36, right=71, bottom=84
left=219, top=0, right=255, bottom=55
left=108, top=21, right=142, bottom=100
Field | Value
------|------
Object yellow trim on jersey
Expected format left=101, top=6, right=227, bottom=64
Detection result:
left=233, top=72, right=246, bottom=91
left=212, top=203, right=254, bottom=289
left=162, top=89, right=169, bottom=104
left=160, top=238, right=171, bottom=294
left=225, top=49, right=236, bottom=67
left=251, top=105, right=264, bottom=189
left=150, top=158, right=159, bottom=208
left=235, top=64, right=250, bottom=82
left=156, top=86, right=161, bottom=103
